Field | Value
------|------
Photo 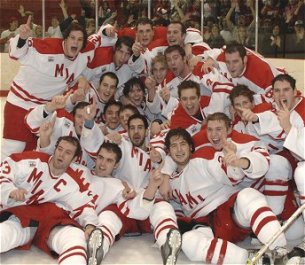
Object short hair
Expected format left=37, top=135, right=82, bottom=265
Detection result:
left=225, top=41, right=247, bottom=60
left=127, top=113, right=149, bottom=129
left=72, top=101, right=90, bottom=116
left=119, top=104, right=140, bottom=115
left=178, top=80, right=200, bottom=98
left=55, top=136, right=82, bottom=158
left=103, top=100, right=122, bottom=114
left=97, top=142, right=122, bottom=163
left=164, top=128, right=195, bottom=153
left=164, top=45, right=186, bottom=58
left=99, top=72, right=119, bottom=87
left=206, top=112, right=232, bottom=130
left=272, top=74, right=296, bottom=90
left=151, top=53, right=167, bottom=74
left=123, top=77, right=146, bottom=97
left=115, top=36, right=134, bottom=53
left=136, top=17, right=154, bottom=29
left=229, top=85, right=255, bottom=105
left=168, top=21, right=187, bottom=35
left=62, top=22, right=88, bottom=50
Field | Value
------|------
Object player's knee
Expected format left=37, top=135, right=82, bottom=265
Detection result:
left=265, top=155, right=292, bottom=181
left=98, top=210, right=122, bottom=232
left=1, top=139, right=26, bottom=162
left=56, top=226, right=86, bottom=250
left=294, top=162, right=305, bottom=193
left=150, top=201, right=176, bottom=224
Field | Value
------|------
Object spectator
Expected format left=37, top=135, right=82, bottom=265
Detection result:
left=33, top=25, right=43, bottom=38
left=261, top=24, right=284, bottom=57
left=209, top=23, right=226, bottom=48
left=0, top=16, right=19, bottom=52
left=286, top=20, right=305, bottom=58
left=219, top=16, right=234, bottom=43
left=46, top=16, right=62, bottom=38
left=86, top=18, right=96, bottom=36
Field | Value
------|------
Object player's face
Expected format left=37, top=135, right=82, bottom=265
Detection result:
left=207, top=120, right=230, bottom=150
left=114, top=44, right=132, bottom=67
left=95, top=148, right=118, bottom=177
left=53, top=140, right=77, bottom=170
left=127, top=85, right=144, bottom=107
left=273, top=80, right=297, bottom=110
left=74, top=108, right=86, bottom=135
left=128, top=118, right=147, bottom=148
left=167, top=23, right=185, bottom=46
left=64, top=30, right=84, bottom=58
left=180, top=88, right=200, bottom=116
left=136, top=24, right=154, bottom=48
left=152, top=61, right=168, bottom=84
left=225, top=51, right=247, bottom=78
left=168, top=135, right=192, bottom=168
left=165, top=50, right=186, bottom=77
left=119, top=109, right=136, bottom=131
left=103, top=104, right=121, bottom=130
left=98, top=76, right=117, bottom=103
left=233, top=95, right=255, bottom=120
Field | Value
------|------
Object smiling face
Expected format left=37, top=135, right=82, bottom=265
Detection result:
left=232, top=95, right=255, bottom=120
left=152, top=61, right=168, bottom=84
left=127, top=85, right=145, bottom=107
left=63, top=30, right=84, bottom=59
left=180, top=88, right=200, bottom=116
left=103, top=104, right=121, bottom=130
left=273, top=80, right=297, bottom=110
left=225, top=51, right=247, bottom=78
left=168, top=135, right=192, bottom=170
left=73, top=108, right=86, bottom=136
left=167, top=23, right=185, bottom=46
left=95, top=147, right=118, bottom=177
left=97, top=75, right=117, bottom=103
left=119, top=108, right=136, bottom=131
left=206, top=119, right=231, bottom=150
left=114, top=43, right=132, bottom=68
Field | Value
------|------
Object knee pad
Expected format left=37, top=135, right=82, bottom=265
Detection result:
left=265, top=155, right=292, bottom=181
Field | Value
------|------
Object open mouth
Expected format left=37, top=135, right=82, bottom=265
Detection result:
left=71, top=46, right=78, bottom=52
left=212, top=139, right=221, bottom=145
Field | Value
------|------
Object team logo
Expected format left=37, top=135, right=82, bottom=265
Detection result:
left=64, top=120, right=71, bottom=128
left=29, top=161, right=36, bottom=167
left=48, top=56, right=55, bottom=62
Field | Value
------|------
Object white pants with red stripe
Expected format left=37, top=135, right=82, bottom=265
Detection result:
left=149, top=201, right=178, bottom=248
left=264, top=154, right=292, bottom=216
left=294, top=161, right=305, bottom=223
left=0, top=216, right=87, bottom=264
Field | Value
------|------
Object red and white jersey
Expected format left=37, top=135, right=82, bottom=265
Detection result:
left=82, top=46, right=144, bottom=98
left=254, top=97, right=305, bottom=160
left=81, top=124, right=155, bottom=189
left=0, top=151, right=98, bottom=227
left=88, top=173, right=154, bottom=220
left=205, top=47, right=285, bottom=101
left=25, top=105, right=95, bottom=169
left=7, top=25, right=117, bottom=110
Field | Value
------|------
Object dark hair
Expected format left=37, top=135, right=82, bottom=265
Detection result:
left=123, top=77, right=146, bottom=97
left=62, top=22, right=88, bottom=50
left=164, top=45, right=186, bottom=57
left=229, top=85, right=255, bottom=105
left=127, top=113, right=149, bottom=129
left=272, top=74, right=296, bottom=90
left=169, top=21, right=187, bottom=35
left=119, top=104, right=140, bottom=115
left=115, top=36, right=134, bottom=53
left=97, top=142, right=122, bottom=163
left=103, top=100, right=122, bottom=114
left=72, top=101, right=90, bottom=116
left=206, top=112, right=232, bottom=130
left=55, top=136, right=82, bottom=158
left=136, top=17, right=154, bottom=29
left=225, top=41, right=247, bottom=60
left=164, top=128, right=195, bottom=153
left=99, top=72, right=119, bottom=87
left=178, top=80, right=200, bottom=98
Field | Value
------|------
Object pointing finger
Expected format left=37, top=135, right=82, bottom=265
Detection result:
left=26, top=15, right=32, bottom=26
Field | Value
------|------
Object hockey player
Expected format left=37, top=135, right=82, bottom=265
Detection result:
left=25, top=95, right=96, bottom=168
left=2, top=15, right=117, bottom=160
left=86, top=142, right=182, bottom=265
left=161, top=126, right=288, bottom=264
left=0, top=136, right=102, bottom=265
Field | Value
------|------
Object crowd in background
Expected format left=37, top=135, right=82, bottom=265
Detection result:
left=1, top=0, right=304, bottom=58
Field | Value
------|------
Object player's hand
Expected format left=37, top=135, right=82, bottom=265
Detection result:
left=145, top=76, right=157, bottom=93
left=277, top=99, right=291, bottom=133
left=19, top=15, right=32, bottom=40
left=149, top=146, right=162, bottom=164
left=46, top=92, right=72, bottom=112
left=105, top=25, right=116, bottom=38
left=159, top=85, right=170, bottom=103
left=39, top=114, right=56, bottom=139
left=202, top=57, right=217, bottom=74
left=159, top=174, right=172, bottom=201
left=149, top=167, right=164, bottom=188
left=235, top=107, right=258, bottom=122
left=9, top=188, right=28, bottom=201
left=106, top=132, right=122, bottom=144
left=122, top=181, right=136, bottom=200
left=84, top=99, right=97, bottom=121
left=160, top=120, right=170, bottom=130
